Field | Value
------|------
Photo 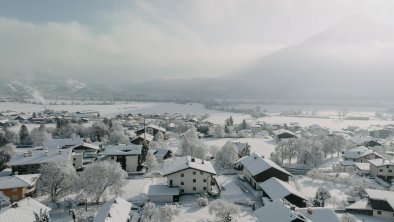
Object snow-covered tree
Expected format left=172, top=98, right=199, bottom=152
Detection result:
left=142, top=202, right=157, bottom=222
left=314, top=187, right=331, bottom=207
left=90, top=121, right=109, bottom=142
left=197, top=197, right=208, bottom=207
left=209, top=199, right=240, bottom=221
left=215, top=143, right=238, bottom=170
left=4, top=129, right=19, bottom=145
left=108, top=131, right=129, bottom=145
left=213, top=125, right=225, bottom=138
left=145, top=152, right=158, bottom=172
left=159, top=204, right=181, bottom=222
left=154, top=132, right=165, bottom=142
left=346, top=167, right=355, bottom=179
left=0, top=143, right=16, bottom=169
left=340, top=213, right=357, bottom=222
left=209, top=145, right=220, bottom=158
left=179, top=127, right=207, bottom=159
left=37, top=162, right=78, bottom=203
left=30, top=125, right=51, bottom=146
left=19, top=125, right=32, bottom=146
left=79, top=161, right=127, bottom=203
left=34, top=208, right=51, bottom=222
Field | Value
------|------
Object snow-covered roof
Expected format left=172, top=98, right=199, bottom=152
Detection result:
left=103, top=144, right=142, bottom=156
left=154, top=148, right=172, bottom=158
left=94, top=197, right=131, bottom=222
left=227, top=141, right=249, bottom=154
left=343, top=146, right=384, bottom=159
left=255, top=199, right=310, bottom=222
left=162, top=156, right=216, bottom=176
left=354, top=162, right=370, bottom=171
left=297, top=208, right=339, bottom=222
left=0, top=198, right=51, bottom=222
left=237, top=153, right=291, bottom=177
left=8, top=148, right=72, bottom=166
left=350, top=135, right=375, bottom=145
left=44, top=138, right=84, bottom=149
left=0, top=174, right=39, bottom=189
left=273, top=129, right=296, bottom=136
left=368, top=158, right=393, bottom=167
left=131, top=133, right=154, bottom=142
left=259, top=177, right=306, bottom=201
left=346, top=198, right=372, bottom=210
left=148, top=185, right=179, bottom=196
left=365, top=189, right=394, bottom=209
left=136, top=124, right=166, bottom=133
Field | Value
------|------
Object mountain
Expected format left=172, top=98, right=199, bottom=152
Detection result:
left=232, top=15, right=394, bottom=101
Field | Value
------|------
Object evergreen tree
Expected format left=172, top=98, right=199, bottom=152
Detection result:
left=19, top=125, right=32, bottom=145
left=139, top=140, right=149, bottom=165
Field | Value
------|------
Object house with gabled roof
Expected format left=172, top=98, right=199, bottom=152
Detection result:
left=160, top=156, right=219, bottom=196
left=236, top=153, right=292, bottom=189
left=343, top=146, right=385, bottom=163
left=255, top=199, right=310, bottom=222
left=226, top=141, right=251, bottom=158
left=347, top=189, right=394, bottom=219
left=259, top=177, right=307, bottom=207
left=94, top=197, right=132, bottom=222
left=369, top=159, right=394, bottom=182
left=0, top=174, right=39, bottom=202
left=135, top=124, right=166, bottom=137
left=101, top=144, right=141, bottom=172
left=273, top=129, right=297, bottom=141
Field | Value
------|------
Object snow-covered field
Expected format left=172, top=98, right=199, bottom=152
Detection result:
left=0, top=101, right=232, bottom=117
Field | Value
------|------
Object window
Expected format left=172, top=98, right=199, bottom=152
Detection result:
left=200, top=171, right=204, bottom=175
left=203, top=179, right=207, bottom=182
left=181, top=173, right=184, bottom=177
left=73, top=164, right=75, bottom=167
left=377, top=211, right=381, bottom=215
left=181, top=181, right=184, bottom=185
left=389, top=170, right=393, bottom=173
left=203, top=187, right=206, bottom=191
left=379, top=169, right=383, bottom=172
left=193, top=187, right=196, bottom=191
left=193, top=179, right=196, bottom=183
left=11, top=188, right=17, bottom=192
left=73, top=158, right=76, bottom=161
left=111, top=157, right=115, bottom=160
left=181, top=189, right=184, bottom=193
left=193, top=171, right=196, bottom=175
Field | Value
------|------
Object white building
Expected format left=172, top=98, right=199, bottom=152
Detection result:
left=101, top=144, right=141, bottom=172
left=161, top=156, right=219, bottom=195
left=369, top=159, right=394, bottom=182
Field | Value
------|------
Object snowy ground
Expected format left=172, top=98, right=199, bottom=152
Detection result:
left=256, top=115, right=394, bottom=131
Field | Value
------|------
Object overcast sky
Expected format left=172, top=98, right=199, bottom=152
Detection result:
left=1, top=0, right=394, bottom=82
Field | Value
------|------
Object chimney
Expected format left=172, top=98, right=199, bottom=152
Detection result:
left=202, top=160, right=204, bottom=164
left=307, top=208, right=313, bottom=215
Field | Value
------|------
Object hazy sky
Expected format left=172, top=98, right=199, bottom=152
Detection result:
left=1, top=0, right=394, bottom=82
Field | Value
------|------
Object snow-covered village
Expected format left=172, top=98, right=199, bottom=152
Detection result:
left=0, top=101, right=393, bottom=222
left=2, top=1, right=394, bottom=222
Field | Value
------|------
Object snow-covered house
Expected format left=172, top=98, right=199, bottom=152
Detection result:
left=161, top=156, right=219, bottom=195
left=0, top=197, right=51, bottom=222
left=151, top=148, right=173, bottom=161
left=236, top=153, right=292, bottom=190
left=0, top=174, right=39, bottom=201
left=130, top=133, right=154, bottom=145
left=94, top=197, right=132, bottom=222
left=8, top=147, right=80, bottom=174
left=368, top=126, right=392, bottom=139
left=44, top=138, right=100, bottom=166
left=273, top=129, right=297, bottom=141
left=343, top=146, right=385, bottom=163
left=254, top=199, right=310, bottom=222
left=355, top=162, right=370, bottom=176
left=369, top=159, right=394, bottom=182
left=347, top=189, right=394, bottom=219
left=101, top=144, right=141, bottom=172
left=350, top=135, right=382, bottom=147
left=296, top=208, right=339, bottom=222
left=259, top=177, right=307, bottom=207
left=135, top=124, right=166, bottom=137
